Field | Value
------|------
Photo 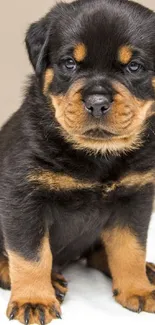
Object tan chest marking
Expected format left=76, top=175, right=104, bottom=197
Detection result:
left=28, top=170, right=99, bottom=191
left=28, top=169, right=155, bottom=194
left=104, top=170, right=155, bottom=194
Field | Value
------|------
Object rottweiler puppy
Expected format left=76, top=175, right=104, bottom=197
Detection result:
left=0, top=0, right=155, bottom=323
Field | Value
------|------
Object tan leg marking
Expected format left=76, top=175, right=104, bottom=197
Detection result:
left=0, top=256, right=10, bottom=290
left=86, top=246, right=155, bottom=286
left=7, top=236, right=61, bottom=324
left=102, top=228, right=155, bottom=313
left=87, top=246, right=111, bottom=277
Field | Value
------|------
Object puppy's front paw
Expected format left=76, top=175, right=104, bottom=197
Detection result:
left=7, top=295, right=61, bottom=325
left=114, top=286, right=155, bottom=313
left=146, top=262, right=155, bottom=284
left=52, top=272, right=68, bottom=303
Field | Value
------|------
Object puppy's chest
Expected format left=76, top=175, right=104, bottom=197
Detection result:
left=46, top=171, right=117, bottom=246
left=47, top=178, right=110, bottom=228
left=48, top=188, right=111, bottom=266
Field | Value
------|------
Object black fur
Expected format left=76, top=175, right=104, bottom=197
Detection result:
left=0, top=0, right=155, bottom=285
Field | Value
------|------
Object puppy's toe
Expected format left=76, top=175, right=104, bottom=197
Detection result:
left=7, top=296, right=61, bottom=324
left=52, top=272, right=68, bottom=303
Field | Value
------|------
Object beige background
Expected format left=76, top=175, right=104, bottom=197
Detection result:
left=0, top=0, right=155, bottom=126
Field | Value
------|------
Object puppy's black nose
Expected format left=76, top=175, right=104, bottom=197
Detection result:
left=84, top=94, right=111, bottom=118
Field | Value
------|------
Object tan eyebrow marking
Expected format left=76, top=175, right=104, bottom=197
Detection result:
left=118, top=46, right=133, bottom=64
left=73, top=43, right=87, bottom=62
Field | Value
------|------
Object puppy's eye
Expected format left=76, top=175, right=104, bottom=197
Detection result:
left=64, top=58, right=77, bottom=71
left=126, top=61, right=144, bottom=73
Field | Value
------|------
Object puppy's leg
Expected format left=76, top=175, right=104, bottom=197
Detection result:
left=0, top=253, right=70, bottom=298
left=0, top=254, right=68, bottom=304
left=6, top=235, right=61, bottom=324
left=2, top=196, right=61, bottom=325
left=0, top=229, right=10, bottom=289
left=0, top=255, right=10, bottom=290
left=87, top=244, right=155, bottom=284
left=101, top=186, right=155, bottom=313
left=0, top=252, right=68, bottom=305
left=87, top=244, right=111, bottom=277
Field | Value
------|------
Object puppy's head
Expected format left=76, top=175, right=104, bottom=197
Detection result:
left=26, top=0, right=155, bottom=154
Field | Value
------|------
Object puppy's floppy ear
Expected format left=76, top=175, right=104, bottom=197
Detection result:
left=25, top=14, right=51, bottom=76
left=25, top=2, right=72, bottom=76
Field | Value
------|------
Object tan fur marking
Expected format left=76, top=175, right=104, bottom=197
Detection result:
left=118, top=45, right=132, bottom=64
left=50, top=79, right=153, bottom=155
left=73, top=43, right=87, bottom=62
left=104, top=182, right=117, bottom=194
left=8, top=236, right=53, bottom=303
left=111, top=82, right=153, bottom=136
left=71, top=85, right=153, bottom=154
left=67, top=133, right=143, bottom=155
left=104, top=170, right=155, bottom=194
left=7, top=236, right=60, bottom=323
left=28, top=170, right=98, bottom=191
left=52, top=273, right=68, bottom=297
left=87, top=246, right=155, bottom=285
left=102, top=228, right=155, bottom=312
left=119, top=170, right=155, bottom=188
left=28, top=169, right=155, bottom=194
left=87, top=246, right=111, bottom=276
left=0, top=256, right=10, bottom=288
left=152, top=77, right=155, bottom=89
left=51, top=79, right=86, bottom=136
left=43, top=68, right=54, bottom=95
left=102, top=227, right=146, bottom=287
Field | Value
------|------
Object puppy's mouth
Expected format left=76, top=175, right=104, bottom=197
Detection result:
left=81, top=128, right=117, bottom=139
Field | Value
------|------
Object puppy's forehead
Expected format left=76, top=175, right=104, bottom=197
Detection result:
left=56, top=1, right=154, bottom=63
left=59, top=19, right=129, bottom=66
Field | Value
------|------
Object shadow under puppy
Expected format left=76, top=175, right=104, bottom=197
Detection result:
left=0, top=0, right=155, bottom=323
